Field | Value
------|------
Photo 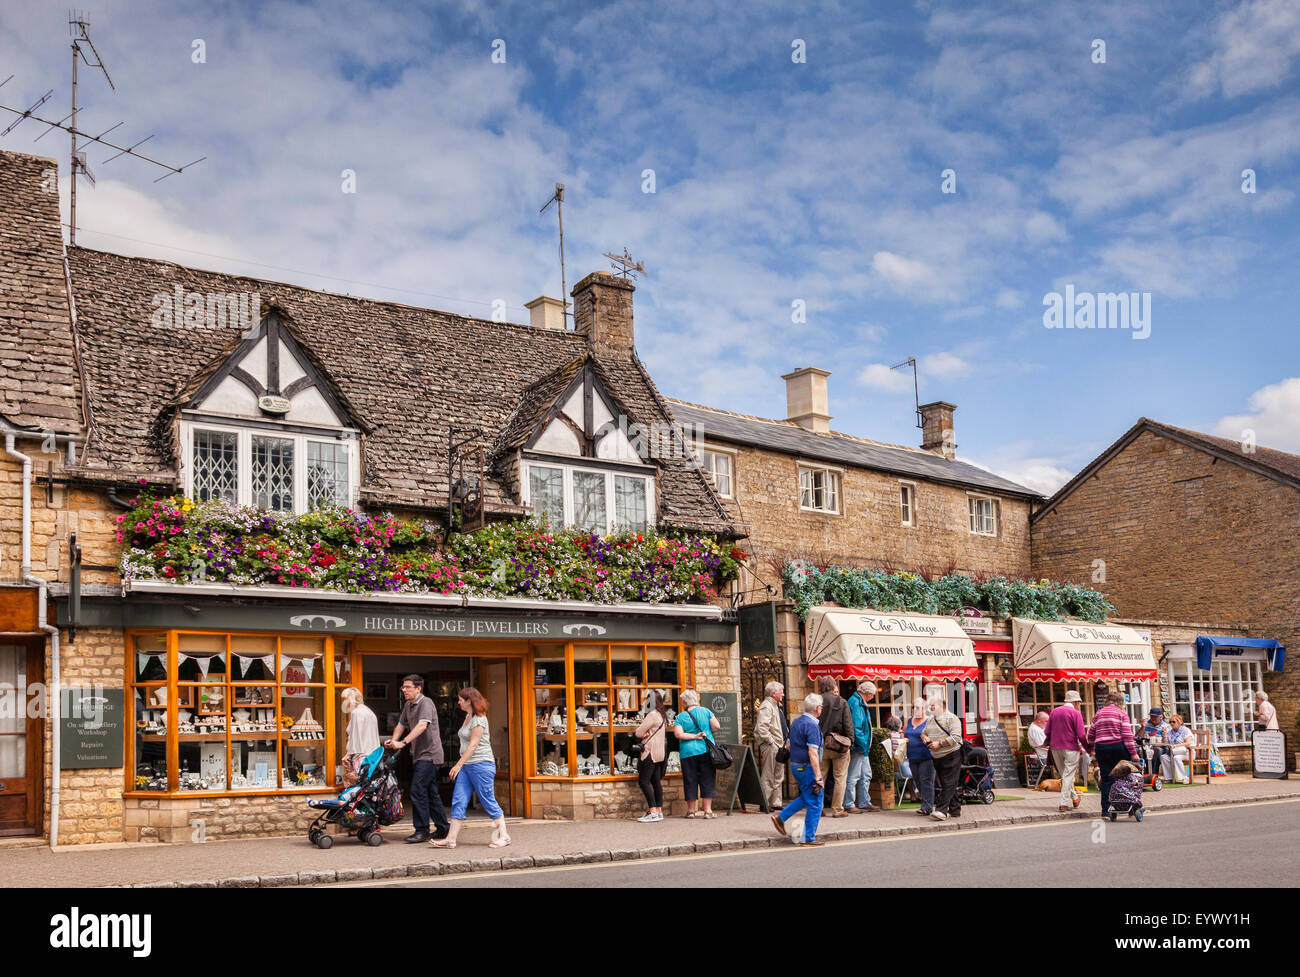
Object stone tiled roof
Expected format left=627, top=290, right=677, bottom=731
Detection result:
left=668, top=398, right=1040, bottom=498
left=58, top=245, right=737, bottom=535
left=1034, top=417, right=1300, bottom=521
left=0, top=150, right=82, bottom=434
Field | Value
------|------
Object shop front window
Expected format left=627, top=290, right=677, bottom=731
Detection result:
left=1015, top=680, right=1095, bottom=738
left=1168, top=659, right=1262, bottom=747
left=128, top=631, right=337, bottom=795
left=530, top=642, right=689, bottom=779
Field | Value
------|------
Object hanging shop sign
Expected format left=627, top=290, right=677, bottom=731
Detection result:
left=1011, top=618, right=1156, bottom=682
left=805, top=607, right=978, bottom=681
left=951, top=607, right=993, bottom=635
left=59, top=687, right=125, bottom=770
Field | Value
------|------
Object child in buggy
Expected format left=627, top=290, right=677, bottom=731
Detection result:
left=306, top=745, right=403, bottom=847
left=1105, top=758, right=1145, bottom=822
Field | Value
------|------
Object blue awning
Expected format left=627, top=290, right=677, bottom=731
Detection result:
left=1194, top=635, right=1286, bottom=672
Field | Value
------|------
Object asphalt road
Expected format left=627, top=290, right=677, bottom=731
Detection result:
left=342, top=798, right=1300, bottom=887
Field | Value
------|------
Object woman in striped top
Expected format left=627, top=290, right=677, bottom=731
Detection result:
left=1087, top=691, right=1140, bottom=816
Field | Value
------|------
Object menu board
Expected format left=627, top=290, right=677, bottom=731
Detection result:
left=978, top=721, right=1019, bottom=790
left=1252, top=730, right=1288, bottom=779
left=703, top=691, right=740, bottom=745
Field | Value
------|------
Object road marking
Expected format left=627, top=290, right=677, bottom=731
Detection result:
left=333, top=796, right=1300, bottom=886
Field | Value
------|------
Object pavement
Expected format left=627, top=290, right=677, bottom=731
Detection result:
left=2, top=774, right=1296, bottom=888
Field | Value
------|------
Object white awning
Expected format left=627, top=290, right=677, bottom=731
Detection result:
left=1011, top=618, right=1156, bottom=681
left=805, top=607, right=978, bottom=681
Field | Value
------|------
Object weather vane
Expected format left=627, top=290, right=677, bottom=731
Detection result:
left=602, top=247, right=645, bottom=281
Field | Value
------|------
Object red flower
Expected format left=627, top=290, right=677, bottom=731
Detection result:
left=316, top=553, right=338, bottom=568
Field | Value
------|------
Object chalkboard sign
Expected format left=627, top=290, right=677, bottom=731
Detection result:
left=713, top=743, right=768, bottom=814
left=1252, top=730, right=1288, bottom=779
left=60, top=688, right=124, bottom=770
left=1092, top=681, right=1111, bottom=715
left=978, top=721, right=1019, bottom=791
left=703, top=691, right=740, bottom=745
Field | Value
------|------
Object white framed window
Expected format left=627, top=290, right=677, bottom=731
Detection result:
left=968, top=494, right=997, bottom=535
left=1167, top=658, right=1265, bottom=747
left=523, top=461, right=655, bottom=533
left=183, top=420, right=358, bottom=514
left=693, top=445, right=735, bottom=498
left=799, top=465, right=840, bottom=514
left=899, top=481, right=916, bottom=527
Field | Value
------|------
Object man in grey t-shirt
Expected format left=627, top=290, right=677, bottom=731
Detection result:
left=388, top=674, right=448, bottom=842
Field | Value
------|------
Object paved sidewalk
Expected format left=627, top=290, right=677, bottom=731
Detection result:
left=2, top=775, right=1295, bottom=887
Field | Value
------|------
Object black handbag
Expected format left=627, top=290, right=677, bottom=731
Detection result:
left=684, top=708, right=732, bottom=770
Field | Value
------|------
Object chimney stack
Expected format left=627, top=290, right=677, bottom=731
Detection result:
left=572, top=271, right=635, bottom=358
left=782, top=367, right=832, bottom=433
left=919, top=401, right=957, bottom=460
left=525, top=295, right=567, bottom=330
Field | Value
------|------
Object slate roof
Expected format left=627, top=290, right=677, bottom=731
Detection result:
left=1033, top=417, right=1300, bottom=522
left=53, top=243, right=736, bottom=535
left=668, top=399, right=1040, bottom=499
left=0, top=150, right=82, bottom=433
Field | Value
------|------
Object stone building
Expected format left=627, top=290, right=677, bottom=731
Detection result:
left=0, top=148, right=742, bottom=843
left=1031, top=418, right=1296, bottom=771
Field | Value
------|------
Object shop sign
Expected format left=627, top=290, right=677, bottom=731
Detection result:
left=738, top=601, right=778, bottom=656
left=952, top=607, right=992, bottom=634
left=59, top=687, right=124, bottom=770
left=703, top=691, right=740, bottom=745
left=1252, top=730, right=1288, bottom=780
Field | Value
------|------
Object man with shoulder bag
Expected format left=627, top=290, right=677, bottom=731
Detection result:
left=924, top=695, right=965, bottom=822
left=817, top=676, right=854, bottom=818
left=754, top=681, right=790, bottom=810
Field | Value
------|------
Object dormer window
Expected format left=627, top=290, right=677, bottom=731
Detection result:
left=523, top=462, right=654, bottom=533
left=178, top=310, right=362, bottom=513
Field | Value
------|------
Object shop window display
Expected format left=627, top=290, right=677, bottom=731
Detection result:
left=531, top=642, right=687, bottom=780
left=1169, top=659, right=1263, bottom=747
left=127, top=630, right=338, bottom=795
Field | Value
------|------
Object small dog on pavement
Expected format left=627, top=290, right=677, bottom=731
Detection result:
left=1035, top=778, right=1063, bottom=792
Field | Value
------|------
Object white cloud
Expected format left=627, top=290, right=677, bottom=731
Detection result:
left=1213, top=377, right=1300, bottom=452
left=965, top=452, right=1076, bottom=496
left=920, top=351, right=971, bottom=378
left=995, top=288, right=1024, bottom=309
left=871, top=251, right=938, bottom=293
left=858, top=363, right=915, bottom=392
left=1189, top=0, right=1300, bottom=99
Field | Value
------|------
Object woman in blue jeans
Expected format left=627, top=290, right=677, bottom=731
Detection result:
left=431, top=687, right=511, bottom=850
left=903, top=698, right=935, bottom=815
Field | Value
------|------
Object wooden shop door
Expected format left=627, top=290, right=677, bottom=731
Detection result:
left=476, top=657, right=524, bottom=817
left=0, top=642, right=44, bottom=836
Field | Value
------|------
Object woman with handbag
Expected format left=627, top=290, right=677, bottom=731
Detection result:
left=634, top=691, right=670, bottom=822
left=903, top=698, right=936, bottom=815
left=673, top=689, right=722, bottom=818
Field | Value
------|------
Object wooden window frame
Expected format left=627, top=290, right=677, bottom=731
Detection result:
left=798, top=464, right=842, bottom=514
left=899, top=480, right=917, bottom=528
left=966, top=492, right=999, bottom=536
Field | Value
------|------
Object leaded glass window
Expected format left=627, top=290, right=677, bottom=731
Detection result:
left=614, top=475, right=647, bottom=531
left=306, top=441, right=348, bottom=510
left=572, top=471, right=607, bottom=533
left=528, top=465, right=564, bottom=527
left=193, top=430, right=238, bottom=503
left=252, top=437, right=295, bottom=511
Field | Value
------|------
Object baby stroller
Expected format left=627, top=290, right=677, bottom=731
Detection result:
left=957, top=742, right=996, bottom=806
left=1107, top=763, right=1145, bottom=822
left=306, top=745, right=403, bottom=848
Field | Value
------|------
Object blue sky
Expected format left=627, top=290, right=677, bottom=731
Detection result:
left=2, top=0, right=1298, bottom=492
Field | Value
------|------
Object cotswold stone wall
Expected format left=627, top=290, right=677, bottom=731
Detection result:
left=45, top=626, right=127, bottom=845
left=1033, top=430, right=1300, bottom=766
left=721, top=440, right=1032, bottom=580
left=124, top=793, right=333, bottom=844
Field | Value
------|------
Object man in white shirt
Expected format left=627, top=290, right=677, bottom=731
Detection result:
left=1027, top=710, right=1050, bottom=781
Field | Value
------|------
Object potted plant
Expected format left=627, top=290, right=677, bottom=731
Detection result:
left=867, top=728, right=895, bottom=809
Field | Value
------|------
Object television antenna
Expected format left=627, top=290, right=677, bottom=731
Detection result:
left=602, top=247, right=645, bottom=280
left=539, top=183, right=570, bottom=325
left=0, top=11, right=206, bottom=245
left=890, top=356, right=922, bottom=428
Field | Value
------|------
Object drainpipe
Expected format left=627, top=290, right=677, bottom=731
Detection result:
left=5, top=434, right=63, bottom=849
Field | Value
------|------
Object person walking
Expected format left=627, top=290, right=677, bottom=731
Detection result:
left=634, top=691, right=670, bottom=822
left=1046, top=691, right=1090, bottom=813
left=673, top=689, right=722, bottom=818
left=771, top=693, right=826, bottom=846
left=1255, top=691, right=1279, bottom=730
left=816, top=676, right=854, bottom=818
left=340, top=687, right=380, bottom=787
left=754, top=681, right=790, bottom=810
left=386, top=674, right=449, bottom=843
left=903, top=698, right=935, bottom=815
left=1087, top=691, right=1140, bottom=816
left=430, top=687, right=511, bottom=850
left=844, top=680, right=878, bottom=813
left=925, top=695, right=964, bottom=821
